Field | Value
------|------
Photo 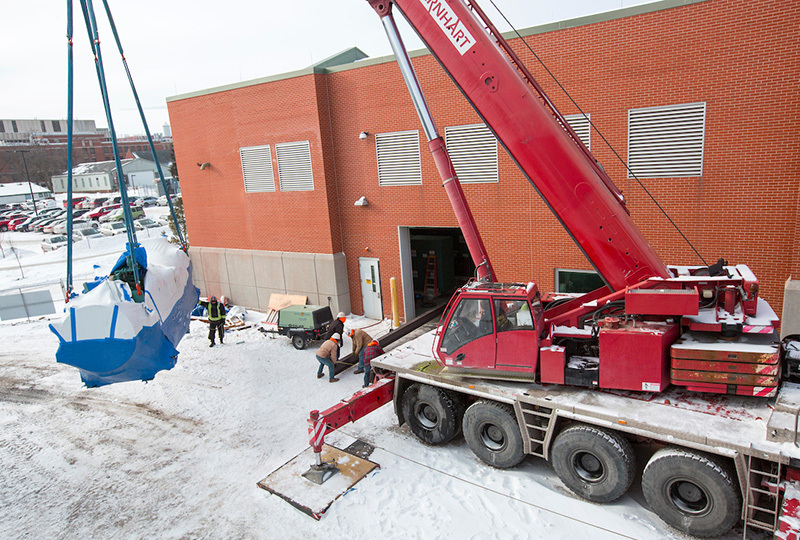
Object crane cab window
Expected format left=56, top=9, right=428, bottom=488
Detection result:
left=493, top=299, right=535, bottom=332
left=440, top=298, right=492, bottom=353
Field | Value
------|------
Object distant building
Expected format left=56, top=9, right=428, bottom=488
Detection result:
left=0, top=118, right=103, bottom=145
left=51, top=155, right=177, bottom=196
left=0, top=119, right=173, bottom=189
left=0, top=182, right=52, bottom=206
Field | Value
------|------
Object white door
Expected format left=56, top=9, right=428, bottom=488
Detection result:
left=359, top=257, right=382, bottom=319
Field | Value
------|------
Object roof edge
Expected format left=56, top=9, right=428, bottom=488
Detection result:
left=167, top=0, right=710, bottom=101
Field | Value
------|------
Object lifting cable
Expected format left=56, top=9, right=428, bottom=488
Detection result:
left=100, top=0, right=187, bottom=253
left=64, top=0, right=189, bottom=301
left=484, top=0, right=708, bottom=267
left=80, top=0, right=143, bottom=298
left=65, top=0, right=75, bottom=300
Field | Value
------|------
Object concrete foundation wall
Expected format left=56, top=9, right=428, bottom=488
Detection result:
left=782, top=278, right=800, bottom=339
left=189, top=247, right=350, bottom=315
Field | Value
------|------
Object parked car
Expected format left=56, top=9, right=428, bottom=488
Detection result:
left=42, top=222, right=60, bottom=234
left=7, top=217, right=30, bottom=231
left=41, top=235, right=71, bottom=252
left=52, top=220, right=98, bottom=235
left=99, top=221, right=141, bottom=236
left=104, top=205, right=145, bottom=222
left=25, top=199, right=57, bottom=211
left=23, top=215, right=56, bottom=231
left=0, top=213, right=29, bottom=231
left=86, top=203, right=122, bottom=221
left=134, top=196, right=159, bottom=207
left=82, top=197, right=108, bottom=209
left=135, top=218, right=162, bottom=229
left=64, top=196, right=89, bottom=208
left=34, top=218, right=63, bottom=233
left=78, top=228, right=104, bottom=240
left=157, top=194, right=180, bottom=206
left=16, top=216, right=39, bottom=232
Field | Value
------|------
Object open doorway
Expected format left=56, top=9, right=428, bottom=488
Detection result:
left=398, top=226, right=475, bottom=320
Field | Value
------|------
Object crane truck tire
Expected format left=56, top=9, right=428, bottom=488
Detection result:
left=462, top=401, right=525, bottom=469
left=400, top=383, right=462, bottom=445
left=551, top=424, right=635, bottom=503
left=641, top=447, right=740, bottom=538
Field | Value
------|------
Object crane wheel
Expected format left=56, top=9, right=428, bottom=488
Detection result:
left=642, top=447, right=740, bottom=538
left=551, top=424, right=635, bottom=503
left=462, top=401, right=524, bottom=469
left=401, top=384, right=462, bottom=445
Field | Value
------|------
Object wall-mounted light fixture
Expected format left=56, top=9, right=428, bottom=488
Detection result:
left=354, top=196, right=369, bottom=206
left=197, top=162, right=211, bottom=170
left=359, top=131, right=369, bottom=140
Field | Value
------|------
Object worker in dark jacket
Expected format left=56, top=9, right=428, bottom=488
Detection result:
left=316, top=333, right=341, bottom=383
left=360, top=340, right=384, bottom=388
left=323, top=312, right=346, bottom=358
left=199, top=296, right=226, bottom=347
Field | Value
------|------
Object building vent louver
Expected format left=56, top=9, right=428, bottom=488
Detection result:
left=240, top=144, right=275, bottom=193
left=376, top=130, right=422, bottom=186
left=444, top=123, right=498, bottom=184
left=564, top=113, right=591, bottom=151
left=628, top=102, right=706, bottom=178
left=276, top=141, right=314, bottom=191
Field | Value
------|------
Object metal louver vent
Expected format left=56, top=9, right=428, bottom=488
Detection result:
left=376, top=130, right=421, bottom=186
left=564, top=113, right=591, bottom=150
left=444, top=123, right=498, bottom=184
left=628, top=102, right=706, bottom=178
left=240, top=144, right=275, bottom=193
left=276, top=141, right=314, bottom=191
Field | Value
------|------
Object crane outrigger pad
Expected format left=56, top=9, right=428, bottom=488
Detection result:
left=257, top=444, right=378, bottom=520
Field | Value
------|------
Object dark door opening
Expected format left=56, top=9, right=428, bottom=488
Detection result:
left=410, top=227, right=475, bottom=311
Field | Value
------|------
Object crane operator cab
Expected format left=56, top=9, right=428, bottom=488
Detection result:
left=435, top=281, right=543, bottom=377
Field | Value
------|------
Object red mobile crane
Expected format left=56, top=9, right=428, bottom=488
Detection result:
left=372, top=0, right=780, bottom=397
left=295, top=1, right=800, bottom=537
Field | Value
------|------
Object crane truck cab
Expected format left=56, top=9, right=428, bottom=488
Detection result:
left=436, top=281, right=544, bottom=375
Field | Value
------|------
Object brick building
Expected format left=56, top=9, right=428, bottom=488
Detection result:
left=166, top=0, right=799, bottom=321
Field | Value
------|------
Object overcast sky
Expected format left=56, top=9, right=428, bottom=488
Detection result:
left=1, top=0, right=657, bottom=137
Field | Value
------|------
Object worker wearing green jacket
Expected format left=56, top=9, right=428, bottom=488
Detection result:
left=200, top=296, right=226, bottom=347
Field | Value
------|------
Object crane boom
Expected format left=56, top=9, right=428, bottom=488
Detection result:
left=369, top=0, right=670, bottom=290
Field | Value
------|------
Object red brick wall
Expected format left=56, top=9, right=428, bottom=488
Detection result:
left=169, top=74, right=339, bottom=254
left=168, top=0, right=799, bottom=318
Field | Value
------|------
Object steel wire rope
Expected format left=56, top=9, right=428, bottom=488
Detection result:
left=100, top=0, right=187, bottom=252
left=78, top=0, right=143, bottom=292
left=483, top=0, right=708, bottom=267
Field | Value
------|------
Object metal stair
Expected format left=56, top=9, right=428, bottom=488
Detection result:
left=515, top=400, right=556, bottom=458
left=742, top=450, right=781, bottom=538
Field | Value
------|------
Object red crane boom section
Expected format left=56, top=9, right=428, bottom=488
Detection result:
left=374, top=0, right=671, bottom=290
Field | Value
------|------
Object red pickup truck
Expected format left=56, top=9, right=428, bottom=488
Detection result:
left=85, top=203, right=122, bottom=221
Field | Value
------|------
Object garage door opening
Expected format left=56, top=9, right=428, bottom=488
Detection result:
left=400, top=227, right=475, bottom=318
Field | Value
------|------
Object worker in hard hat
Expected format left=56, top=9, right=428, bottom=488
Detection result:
left=347, top=327, right=373, bottom=374
left=315, top=333, right=341, bottom=383
left=199, top=295, right=226, bottom=347
left=323, top=311, right=346, bottom=358
left=360, top=340, right=384, bottom=388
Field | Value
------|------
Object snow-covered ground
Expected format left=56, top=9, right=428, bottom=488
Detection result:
left=0, top=205, right=748, bottom=539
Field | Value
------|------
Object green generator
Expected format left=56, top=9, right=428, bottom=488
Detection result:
left=277, top=305, right=334, bottom=350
